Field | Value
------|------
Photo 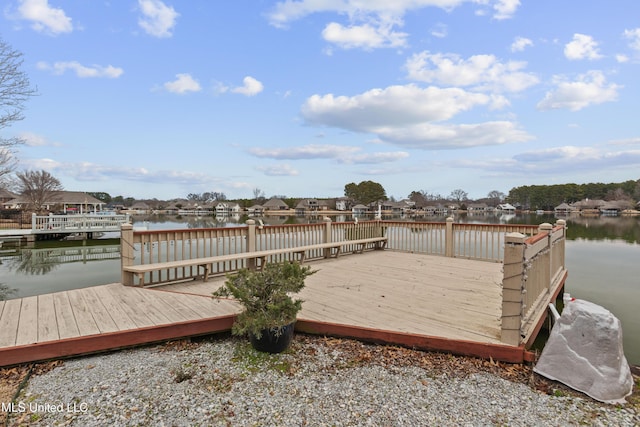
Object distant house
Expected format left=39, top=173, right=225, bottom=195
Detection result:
left=467, top=203, right=490, bottom=213
left=214, top=202, right=241, bottom=215
left=3, top=191, right=106, bottom=213
left=130, top=201, right=151, bottom=214
left=247, top=204, right=264, bottom=215
left=554, top=203, right=574, bottom=215
left=496, top=203, right=516, bottom=213
left=0, top=188, right=17, bottom=207
left=295, top=198, right=327, bottom=214
left=599, top=201, right=623, bottom=216
left=335, top=197, right=352, bottom=211
left=262, top=198, right=289, bottom=211
left=351, top=204, right=369, bottom=215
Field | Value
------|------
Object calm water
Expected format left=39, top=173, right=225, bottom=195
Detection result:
left=1, top=213, right=639, bottom=364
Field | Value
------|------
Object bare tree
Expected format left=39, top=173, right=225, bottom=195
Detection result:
left=1, top=38, right=38, bottom=180
left=449, top=188, right=469, bottom=203
left=16, top=170, right=63, bottom=212
left=252, top=187, right=265, bottom=203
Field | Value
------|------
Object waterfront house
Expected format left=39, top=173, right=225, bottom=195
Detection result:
left=214, top=202, right=241, bottom=215
left=262, top=198, right=289, bottom=211
left=496, top=203, right=516, bottom=213
left=295, top=198, right=328, bottom=214
left=554, top=203, right=574, bottom=216
left=0, top=188, right=17, bottom=207
left=351, top=204, right=369, bottom=215
left=3, top=191, right=106, bottom=213
left=247, top=204, right=264, bottom=215
left=335, top=197, right=352, bottom=211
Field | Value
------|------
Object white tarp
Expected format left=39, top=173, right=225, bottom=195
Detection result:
left=534, top=298, right=633, bottom=404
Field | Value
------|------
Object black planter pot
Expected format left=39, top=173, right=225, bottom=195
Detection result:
left=249, top=322, right=295, bottom=353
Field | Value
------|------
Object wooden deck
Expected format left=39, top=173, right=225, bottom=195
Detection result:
left=0, top=251, right=537, bottom=367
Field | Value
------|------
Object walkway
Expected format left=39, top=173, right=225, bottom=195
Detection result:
left=0, top=251, right=533, bottom=367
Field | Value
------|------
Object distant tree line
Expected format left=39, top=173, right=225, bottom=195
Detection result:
left=507, top=179, right=640, bottom=210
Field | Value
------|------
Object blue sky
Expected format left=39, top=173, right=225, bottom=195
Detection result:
left=2, top=0, right=640, bottom=201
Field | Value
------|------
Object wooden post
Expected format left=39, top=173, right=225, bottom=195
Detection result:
left=31, top=213, right=36, bottom=231
left=120, top=223, right=134, bottom=286
left=501, top=232, right=526, bottom=346
left=555, top=219, right=566, bottom=273
left=323, top=216, right=332, bottom=258
left=445, top=217, right=454, bottom=257
left=246, top=219, right=256, bottom=270
left=538, top=222, right=553, bottom=293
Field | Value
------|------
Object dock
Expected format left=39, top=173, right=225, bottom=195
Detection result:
left=0, top=218, right=568, bottom=366
left=2, top=251, right=540, bottom=367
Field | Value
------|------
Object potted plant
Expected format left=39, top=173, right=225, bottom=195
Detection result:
left=212, top=261, right=316, bottom=353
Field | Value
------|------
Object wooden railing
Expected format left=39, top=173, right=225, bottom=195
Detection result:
left=121, top=217, right=567, bottom=347
left=382, top=218, right=539, bottom=261
left=31, top=213, right=130, bottom=234
left=501, top=220, right=567, bottom=346
left=121, top=218, right=538, bottom=286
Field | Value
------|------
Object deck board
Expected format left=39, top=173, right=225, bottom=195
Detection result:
left=37, top=294, right=59, bottom=342
left=66, top=289, right=101, bottom=336
left=0, top=299, right=22, bottom=347
left=79, top=288, right=119, bottom=334
left=0, top=251, right=561, bottom=366
left=53, top=292, right=80, bottom=339
left=91, top=284, right=138, bottom=330
left=16, top=296, right=38, bottom=346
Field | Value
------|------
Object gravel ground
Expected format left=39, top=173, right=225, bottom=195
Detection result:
left=5, top=334, right=639, bottom=427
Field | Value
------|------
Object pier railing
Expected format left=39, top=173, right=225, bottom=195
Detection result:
left=501, top=220, right=567, bottom=346
left=121, top=218, right=537, bottom=286
left=31, top=213, right=130, bottom=234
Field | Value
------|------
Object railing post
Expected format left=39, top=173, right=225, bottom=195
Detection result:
left=246, top=219, right=256, bottom=270
left=555, top=219, right=566, bottom=274
left=323, top=216, right=332, bottom=258
left=445, top=217, right=454, bottom=257
left=538, top=222, right=553, bottom=292
left=31, top=213, right=36, bottom=231
left=121, top=223, right=135, bottom=286
left=501, top=232, right=527, bottom=346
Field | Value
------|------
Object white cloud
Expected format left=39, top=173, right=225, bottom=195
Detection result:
left=624, top=28, right=640, bottom=52
left=536, top=71, right=620, bottom=111
left=249, top=144, right=408, bottom=164
left=17, top=132, right=61, bottom=147
left=255, top=164, right=299, bottom=176
left=430, top=23, right=448, bottom=39
left=15, top=0, right=73, bottom=35
left=510, top=36, right=533, bottom=52
left=250, top=144, right=360, bottom=160
left=231, top=76, right=264, bottom=96
left=163, top=73, right=201, bottom=94
left=377, top=121, right=532, bottom=149
left=36, top=61, right=124, bottom=78
left=493, top=0, right=520, bottom=20
left=616, top=54, right=629, bottom=63
left=607, top=137, right=640, bottom=146
left=322, top=21, right=407, bottom=50
left=347, top=151, right=409, bottom=164
left=405, top=52, right=539, bottom=93
left=564, top=33, right=603, bottom=60
left=138, top=0, right=179, bottom=38
left=268, top=1, right=519, bottom=28
left=451, top=145, right=640, bottom=177
left=268, top=1, right=518, bottom=51
left=302, top=85, right=504, bottom=130
left=301, top=84, right=530, bottom=149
